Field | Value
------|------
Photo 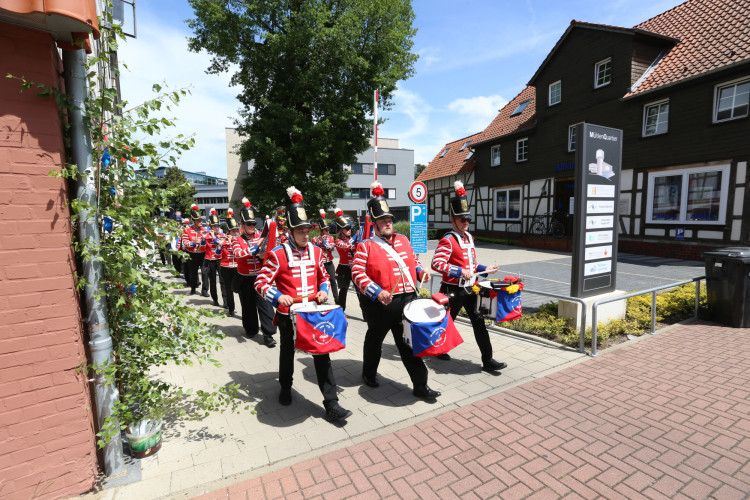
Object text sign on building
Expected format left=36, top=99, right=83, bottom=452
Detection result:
left=571, top=123, right=623, bottom=298
left=410, top=204, right=428, bottom=254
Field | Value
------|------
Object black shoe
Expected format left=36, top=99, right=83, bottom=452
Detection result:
left=279, top=389, right=292, bottom=406
left=413, top=385, right=441, bottom=399
left=222, top=304, right=229, bottom=309
left=227, top=310, right=234, bottom=317
left=362, top=374, right=379, bottom=388
left=437, top=353, right=451, bottom=361
left=325, top=403, right=352, bottom=423
left=213, top=299, right=220, bottom=306
left=201, top=291, right=210, bottom=297
left=264, top=335, right=277, bottom=348
left=246, top=331, right=258, bottom=338
left=482, top=360, right=508, bottom=373
left=190, top=289, right=196, bottom=295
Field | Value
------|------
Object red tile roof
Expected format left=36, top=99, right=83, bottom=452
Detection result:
left=417, top=132, right=483, bottom=182
left=629, top=0, right=750, bottom=96
left=472, top=86, right=537, bottom=145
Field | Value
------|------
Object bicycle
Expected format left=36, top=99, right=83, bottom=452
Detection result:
left=529, top=212, right=566, bottom=239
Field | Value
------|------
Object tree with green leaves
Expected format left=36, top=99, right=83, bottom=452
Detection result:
left=187, top=0, right=418, bottom=212
left=415, top=163, right=427, bottom=179
left=159, top=166, right=197, bottom=215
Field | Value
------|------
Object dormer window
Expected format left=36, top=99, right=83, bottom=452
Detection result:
left=439, top=147, right=450, bottom=158
left=459, top=140, right=472, bottom=151
left=549, top=80, right=561, bottom=106
left=510, top=99, right=531, bottom=116
left=595, top=58, right=612, bottom=88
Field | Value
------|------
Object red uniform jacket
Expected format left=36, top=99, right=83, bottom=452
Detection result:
left=313, top=235, right=335, bottom=263
left=335, top=236, right=355, bottom=266
left=232, top=231, right=264, bottom=276
left=431, top=231, right=487, bottom=285
left=217, top=235, right=237, bottom=268
left=181, top=225, right=207, bottom=253
left=351, top=233, right=425, bottom=302
left=254, top=243, right=330, bottom=315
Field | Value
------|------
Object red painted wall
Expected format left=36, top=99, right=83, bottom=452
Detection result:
left=0, top=23, right=98, bottom=499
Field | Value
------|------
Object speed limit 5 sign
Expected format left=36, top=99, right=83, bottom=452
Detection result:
left=409, top=181, right=427, bottom=203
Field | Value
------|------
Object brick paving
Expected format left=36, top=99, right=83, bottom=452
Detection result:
left=193, top=321, right=750, bottom=499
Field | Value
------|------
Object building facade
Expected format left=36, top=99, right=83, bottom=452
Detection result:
left=154, top=168, right=230, bottom=217
left=420, top=0, right=750, bottom=259
left=0, top=3, right=101, bottom=498
left=226, top=131, right=415, bottom=220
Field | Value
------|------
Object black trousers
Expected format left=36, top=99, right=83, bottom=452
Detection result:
left=335, top=265, right=351, bottom=310
left=237, top=274, right=276, bottom=336
left=277, top=313, right=338, bottom=405
left=219, top=266, right=237, bottom=312
left=186, top=252, right=205, bottom=291
left=201, top=258, right=221, bottom=301
left=323, top=262, right=339, bottom=303
left=172, top=252, right=182, bottom=274
left=440, top=283, right=494, bottom=363
left=360, top=293, right=428, bottom=388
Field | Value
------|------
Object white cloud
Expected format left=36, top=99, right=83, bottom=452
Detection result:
left=118, top=20, right=241, bottom=179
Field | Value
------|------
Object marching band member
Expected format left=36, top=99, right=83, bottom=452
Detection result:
left=430, top=181, right=507, bottom=373
left=217, top=209, right=239, bottom=316
left=333, top=208, right=355, bottom=311
left=255, top=187, right=352, bottom=423
left=232, top=198, right=277, bottom=346
left=201, top=208, right=223, bottom=305
left=351, top=182, right=439, bottom=400
left=313, top=209, right=339, bottom=303
left=181, top=204, right=206, bottom=295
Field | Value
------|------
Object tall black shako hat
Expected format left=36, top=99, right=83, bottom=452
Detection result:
left=333, top=207, right=351, bottom=230
left=240, top=197, right=256, bottom=225
left=209, top=207, right=220, bottom=226
left=450, top=181, right=471, bottom=219
left=285, top=186, right=312, bottom=229
left=367, top=181, right=392, bottom=220
left=226, top=208, right=239, bottom=230
left=317, top=209, right=329, bottom=231
left=190, top=203, right=201, bottom=220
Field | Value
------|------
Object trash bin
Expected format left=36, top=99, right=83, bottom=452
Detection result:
left=704, top=247, right=750, bottom=327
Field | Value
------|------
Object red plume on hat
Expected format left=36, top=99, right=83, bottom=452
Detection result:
left=454, top=180, right=466, bottom=196
left=227, top=208, right=234, bottom=216
left=191, top=204, right=199, bottom=211
left=287, top=186, right=303, bottom=203
left=370, top=181, right=385, bottom=197
left=210, top=208, right=217, bottom=215
left=319, top=208, right=326, bottom=217
left=241, top=197, right=252, bottom=208
left=335, top=207, right=344, bottom=217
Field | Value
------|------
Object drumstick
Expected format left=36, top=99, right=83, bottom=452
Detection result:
left=292, top=292, right=318, bottom=303
left=418, top=271, right=427, bottom=291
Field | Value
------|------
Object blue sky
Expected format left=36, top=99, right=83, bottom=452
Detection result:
left=119, top=0, right=684, bottom=179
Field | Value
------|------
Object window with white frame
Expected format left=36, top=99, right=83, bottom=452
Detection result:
left=646, top=165, right=730, bottom=224
left=494, top=188, right=522, bottom=221
left=567, top=124, right=579, bottom=152
left=643, top=100, right=669, bottom=136
left=714, top=77, right=750, bottom=122
left=549, top=80, right=561, bottom=106
left=491, top=145, right=501, bottom=166
left=516, top=138, right=528, bottom=162
left=595, top=58, right=612, bottom=88
left=386, top=188, right=396, bottom=199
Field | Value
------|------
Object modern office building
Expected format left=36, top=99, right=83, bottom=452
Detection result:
left=153, top=168, right=230, bottom=216
left=225, top=130, right=415, bottom=220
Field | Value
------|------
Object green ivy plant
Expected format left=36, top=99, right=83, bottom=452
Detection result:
left=8, top=6, right=244, bottom=448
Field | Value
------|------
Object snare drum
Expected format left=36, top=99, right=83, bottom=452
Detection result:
left=290, top=303, right=347, bottom=354
left=402, top=299, right=463, bottom=357
left=474, top=280, right=504, bottom=319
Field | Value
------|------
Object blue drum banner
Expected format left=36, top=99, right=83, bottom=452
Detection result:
left=405, top=312, right=463, bottom=357
left=295, top=308, right=347, bottom=354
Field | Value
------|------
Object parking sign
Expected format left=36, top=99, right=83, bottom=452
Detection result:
left=410, top=204, right=428, bottom=254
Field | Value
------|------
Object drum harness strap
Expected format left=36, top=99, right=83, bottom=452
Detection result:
left=450, top=231, right=479, bottom=290
left=372, top=235, right=417, bottom=294
left=282, top=242, right=316, bottom=333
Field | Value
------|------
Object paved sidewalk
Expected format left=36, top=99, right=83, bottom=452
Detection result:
left=192, top=320, right=750, bottom=499
left=92, top=270, right=586, bottom=499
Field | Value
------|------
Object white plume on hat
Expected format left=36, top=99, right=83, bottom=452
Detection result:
left=454, top=181, right=464, bottom=191
left=287, top=186, right=301, bottom=200
left=319, top=208, right=326, bottom=217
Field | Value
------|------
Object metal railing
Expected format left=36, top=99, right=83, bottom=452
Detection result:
left=591, top=276, right=705, bottom=356
left=520, top=288, right=589, bottom=353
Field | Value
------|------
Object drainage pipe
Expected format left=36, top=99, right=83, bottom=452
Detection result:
left=62, top=48, right=124, bottom=476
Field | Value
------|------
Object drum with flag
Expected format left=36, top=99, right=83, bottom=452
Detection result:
left=290, top=303, right=347, bottom=354
left=474, top=277, right=524, bottom=323
left=402, top=299, right=463, bottom=357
